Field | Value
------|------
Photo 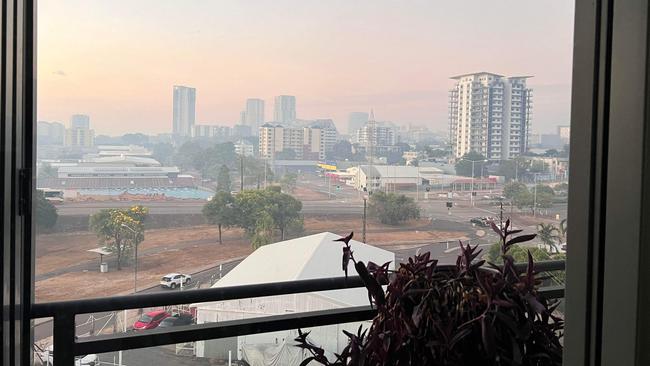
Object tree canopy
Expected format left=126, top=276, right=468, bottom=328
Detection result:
left=454, top=151, right=488, bottom=177
left=202, top=191, right=237, bottom=243
left=89, top=206, right=148, bottom=270
left=216, top=165, right=232, bottom=192
left=368, top=191, right=420, bottom=225
left=34, top=190, right=58, bottom=230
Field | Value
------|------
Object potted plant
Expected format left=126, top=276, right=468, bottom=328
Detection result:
left=295, top=220, right=563, bottom=365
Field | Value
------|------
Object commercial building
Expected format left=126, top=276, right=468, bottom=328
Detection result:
left=273, top=95, right=296, bottom=123
left=245, top=98, right=265, bottom=131
left=70, top=114, right=90, bottom=129
left=347, top=112, right=368, bottom=135
left=449, top=72, right=532, bottom=160
left=172, top=85, right=196, bottom=137
left=194, top=232, right=394, bottom=363
left=348, top=165, right=443, bottom=192
left=355, top=112, right=397, bottom=161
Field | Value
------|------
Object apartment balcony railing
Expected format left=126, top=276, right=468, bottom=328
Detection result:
left=31, top=260, right=565, bottom=365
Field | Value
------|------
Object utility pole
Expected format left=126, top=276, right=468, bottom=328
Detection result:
left=533, top=173, right=538, bottom=216
left=362, top=197, right=367, bottom=243
left=240, top=154, right=244, bottom=191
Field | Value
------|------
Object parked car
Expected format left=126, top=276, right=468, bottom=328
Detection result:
left=158, top=312, right=194, bottom=328
left=469, top=217, right=490, bottom=227
left=160, top=273, right=192, bottom=289
left=133, top=310, right=170, bottom=330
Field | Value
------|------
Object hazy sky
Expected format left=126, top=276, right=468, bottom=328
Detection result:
left=37, top=0, right=574, bottom=136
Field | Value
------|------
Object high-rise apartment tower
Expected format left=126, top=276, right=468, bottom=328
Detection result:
left=449, top=72, right=532, bottom=160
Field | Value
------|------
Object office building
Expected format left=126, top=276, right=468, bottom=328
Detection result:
left=64, top=115, right=94, bottom=147
left=172, top=85, right=196, bottom=137
left=449, top=72, right=532, bottom=160
left=245, top=99, right=265, bottom=132
left=348, top=112, right=369, bottom=135
left=273, top=95, right=296, bottom=123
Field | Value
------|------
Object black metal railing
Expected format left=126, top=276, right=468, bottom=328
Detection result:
left=30, top=260, right=565, bottom=365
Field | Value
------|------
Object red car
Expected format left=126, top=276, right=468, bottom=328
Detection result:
left=133, top=310, right=170, bottom=330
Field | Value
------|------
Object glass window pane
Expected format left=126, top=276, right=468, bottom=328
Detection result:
left=34, top=0, right=572, bottom=360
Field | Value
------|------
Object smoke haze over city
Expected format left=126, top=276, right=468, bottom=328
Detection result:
left=37, top=0, right=574, bottom=135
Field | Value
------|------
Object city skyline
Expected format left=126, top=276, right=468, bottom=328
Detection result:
left=37, top=1, right=574, bottom=136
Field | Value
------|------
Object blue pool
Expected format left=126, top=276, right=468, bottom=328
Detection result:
left=76, top=188, right=213, bottom=200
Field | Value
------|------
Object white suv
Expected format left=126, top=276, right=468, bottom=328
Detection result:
left=160, top=273, right=191, bottom=289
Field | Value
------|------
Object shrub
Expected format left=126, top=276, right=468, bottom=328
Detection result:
left=296, top=222, right=563, bottom=365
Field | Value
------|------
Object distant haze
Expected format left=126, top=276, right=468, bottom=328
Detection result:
left=37, top=0, right=574, bottom=135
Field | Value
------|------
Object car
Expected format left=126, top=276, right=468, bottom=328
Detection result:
left=133, top=310, right=170, bottom=330
left=469, top=217, right=490, bottom=227
left=160, top=273, right=192, bottom=289
left=158, top=312, right=194, bottom=328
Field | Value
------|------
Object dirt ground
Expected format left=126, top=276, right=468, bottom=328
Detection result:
left=34, top=216, right=465, bottom=302
left=291, top=186, right=328, bottom=201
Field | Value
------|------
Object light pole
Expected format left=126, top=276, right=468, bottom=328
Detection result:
left=121, top=223, right=139, bottom=293
left=460, top=158, right=488, bottom=206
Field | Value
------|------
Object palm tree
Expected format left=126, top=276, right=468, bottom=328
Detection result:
left=537, top=223, right=561, bottom=253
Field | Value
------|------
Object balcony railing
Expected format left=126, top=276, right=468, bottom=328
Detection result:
left=30, top=260, right=565, bottom=365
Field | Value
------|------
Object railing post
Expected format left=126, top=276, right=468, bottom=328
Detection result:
left=53, top=312, right=76, bottom=366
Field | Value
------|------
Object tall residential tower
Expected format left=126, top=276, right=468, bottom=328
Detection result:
left=172, top=85, right=196, bottom=137
left=245, top=98, right=265, bottom=132
left=449, top=72, right=532, bottom=160
left=273, top=95, right=296, bottom=123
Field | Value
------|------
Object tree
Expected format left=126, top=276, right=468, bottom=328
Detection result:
left=216, top=165, right=231, bottom=192
left=368, top=191, right=420, bottom=225
left=276, top=149, right=297, bottom=160
left=425, top=147, right=448, bottom=159
left=485, top=242, right=551, bottom=263
left=503, top=182, right=528, bottom=200
left=234, top=188, right=303, bottom=245
left=38, top=163, right=57, bottom=180
left=279, top=173, right=298, bottom=194
left=496, top=158, right=526, bottom=182
left=202, top=191, right=236, bottom=244
left=328, top=141, right=353, bottom=161
left=532, top=184, right=555, bottom=209
left=266, top=190, right=303, bottom=240
left=454, top=151, right=488, bottom=177
left=89, top=206, right=148, bottom=270
left=251, top=212, right=274, bottom=249
left=34, top=190, right=57, bottom=230
left=151, top=143, right=175, bottom=166
left=537, top=223, right=561, bottom=253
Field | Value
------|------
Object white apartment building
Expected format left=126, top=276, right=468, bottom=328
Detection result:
left=449, top=72, right=532, bottom=160
left=558, top=125, right=571, bottom=145
left=234, top=140, right=255, bottom=157
left=259, top=123, right=336, bottom=160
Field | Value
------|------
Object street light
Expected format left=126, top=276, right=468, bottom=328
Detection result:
left=121, top=223, right=139, bottom=293
left=460, top=158, right=488, bottom=206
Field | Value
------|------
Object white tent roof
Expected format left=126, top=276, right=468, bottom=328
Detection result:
left=201, top=232, right=394, bottom=307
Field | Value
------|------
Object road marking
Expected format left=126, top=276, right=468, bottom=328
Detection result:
left=444, top=243, right=493, bottom=254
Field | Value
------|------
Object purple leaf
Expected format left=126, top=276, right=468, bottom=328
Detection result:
left=506, top=234, right=537, bottom=247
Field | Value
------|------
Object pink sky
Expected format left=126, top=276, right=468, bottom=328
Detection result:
left=37, top=0, right=574, bottom=135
